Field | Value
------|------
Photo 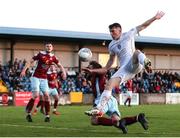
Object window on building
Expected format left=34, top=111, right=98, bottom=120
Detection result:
left=98, top=53, right=117, bottom=67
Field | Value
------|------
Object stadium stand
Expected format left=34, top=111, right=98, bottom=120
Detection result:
left=0, top=59, right=179, bottom=93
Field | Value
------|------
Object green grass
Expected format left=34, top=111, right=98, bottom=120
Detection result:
left=0, top=104, right=180, bottom=137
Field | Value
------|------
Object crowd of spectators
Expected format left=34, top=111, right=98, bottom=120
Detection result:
left=131, top=70, right=180, bottom=93
left=0, top=59, right=179, bottom=93
left=0, top=59, right=31, bottom=92
left=109, top=69, right=179, bottom=94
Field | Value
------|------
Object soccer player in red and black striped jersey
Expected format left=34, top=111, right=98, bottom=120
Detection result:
left=20, top=42, right=66, bottom=122
left=87, top=61, right=106, bottom=107
left=47, top=65, right=62, bottom=115
left=33, top=65, right=62, bottom=116
left=124, top=80, right=133, bottom=107
left=83, top=61, right=148, bottom=134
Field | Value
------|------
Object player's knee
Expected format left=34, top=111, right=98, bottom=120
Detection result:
left=134, top=50, right=141, bottom=58
left=135, top=49, right=141, bottom=53
left=54, top=95, right=59, bottom=101
left=39, top=94, right=43, bottom=100
left=133, top=50, right=141, bottom=63
left=32, top=92, right=38, bottom=99
left=32, top=95, right=38, bottom=99
left=111, top=114, right=121, bottom=125
left=43, top=93, right=50, bottom=101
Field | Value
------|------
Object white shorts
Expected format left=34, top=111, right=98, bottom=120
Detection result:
left=30, top=77, right=49, bottom=93
left=49, top=88, right=58, bottom=96
left=103, top=96, right=121, bottom=117
left=40, top=88, right=58, bottom=96
left=111, top=59, right=143, bottom=84
left=127, top=91, right=133, bottom=98
left=95, top=95, right=121, bottom=117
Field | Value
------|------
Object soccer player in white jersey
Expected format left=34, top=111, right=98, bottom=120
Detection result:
left=84, top=11, right=165, bottom=133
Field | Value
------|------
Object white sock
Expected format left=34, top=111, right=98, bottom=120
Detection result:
left=138, top=52, right=146, bottom=66
left=97, top=90, right=112, bottom=111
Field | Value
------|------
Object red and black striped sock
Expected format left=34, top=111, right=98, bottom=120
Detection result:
left=36, top=100, right=43, bottom=108
left=123, top=116, right=137, bottom=125
left=26, top=98, right=35, bottom=113
left=41, top=101, right=44, bottom=112
left=44, top=101, right=50, bottom=116
left=97, top=117, right=114, bottom=126
left=53, top=100, right=58, bottom=109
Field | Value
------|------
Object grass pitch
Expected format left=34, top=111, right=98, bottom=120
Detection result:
left=0, top=104, right=180, bottom=137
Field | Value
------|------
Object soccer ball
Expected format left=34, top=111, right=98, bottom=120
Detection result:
left=78, top=48, right=92, bottom=62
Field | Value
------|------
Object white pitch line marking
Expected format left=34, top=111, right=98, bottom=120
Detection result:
left=0, top=123, right=105, bottom=132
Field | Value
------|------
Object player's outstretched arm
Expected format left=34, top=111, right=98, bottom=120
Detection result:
left=57, top=62, right=67, bottom=80
left=105, top=54, right=116, bottom=70
left=20, top=59, right=34, bottom=77
left=82, top=54, right=115, bottom=74
left=136, top=11, right=165, bottom=33
left=82, top=67, right=107, bottom=75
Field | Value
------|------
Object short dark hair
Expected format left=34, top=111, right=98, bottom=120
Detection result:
left=89, top=61, right=102, bottom=69
left=44, top=41, right=53, bottom=46
left=108, top=23, right=121, bottom=29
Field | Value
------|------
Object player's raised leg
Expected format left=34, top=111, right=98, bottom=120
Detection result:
left=133, top=50, right=152, bottom=71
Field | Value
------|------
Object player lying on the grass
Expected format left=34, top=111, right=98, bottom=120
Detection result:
left=33, top=65, right=62, bottom=115
left=83, top=61, right=148, bottom=134
left=83, top=11, right=165, bottom=118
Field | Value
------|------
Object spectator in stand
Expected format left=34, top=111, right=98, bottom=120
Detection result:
left=0, top=56, right=179, bottom=94
left=81, top=78, right=91, bottom=93
left=75, top=74, right=83, bottom=92
left=67, top=78, right=76, bottom=93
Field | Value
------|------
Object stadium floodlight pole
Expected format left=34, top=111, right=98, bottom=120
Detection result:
left=10, top=40, right=16, bottom=67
